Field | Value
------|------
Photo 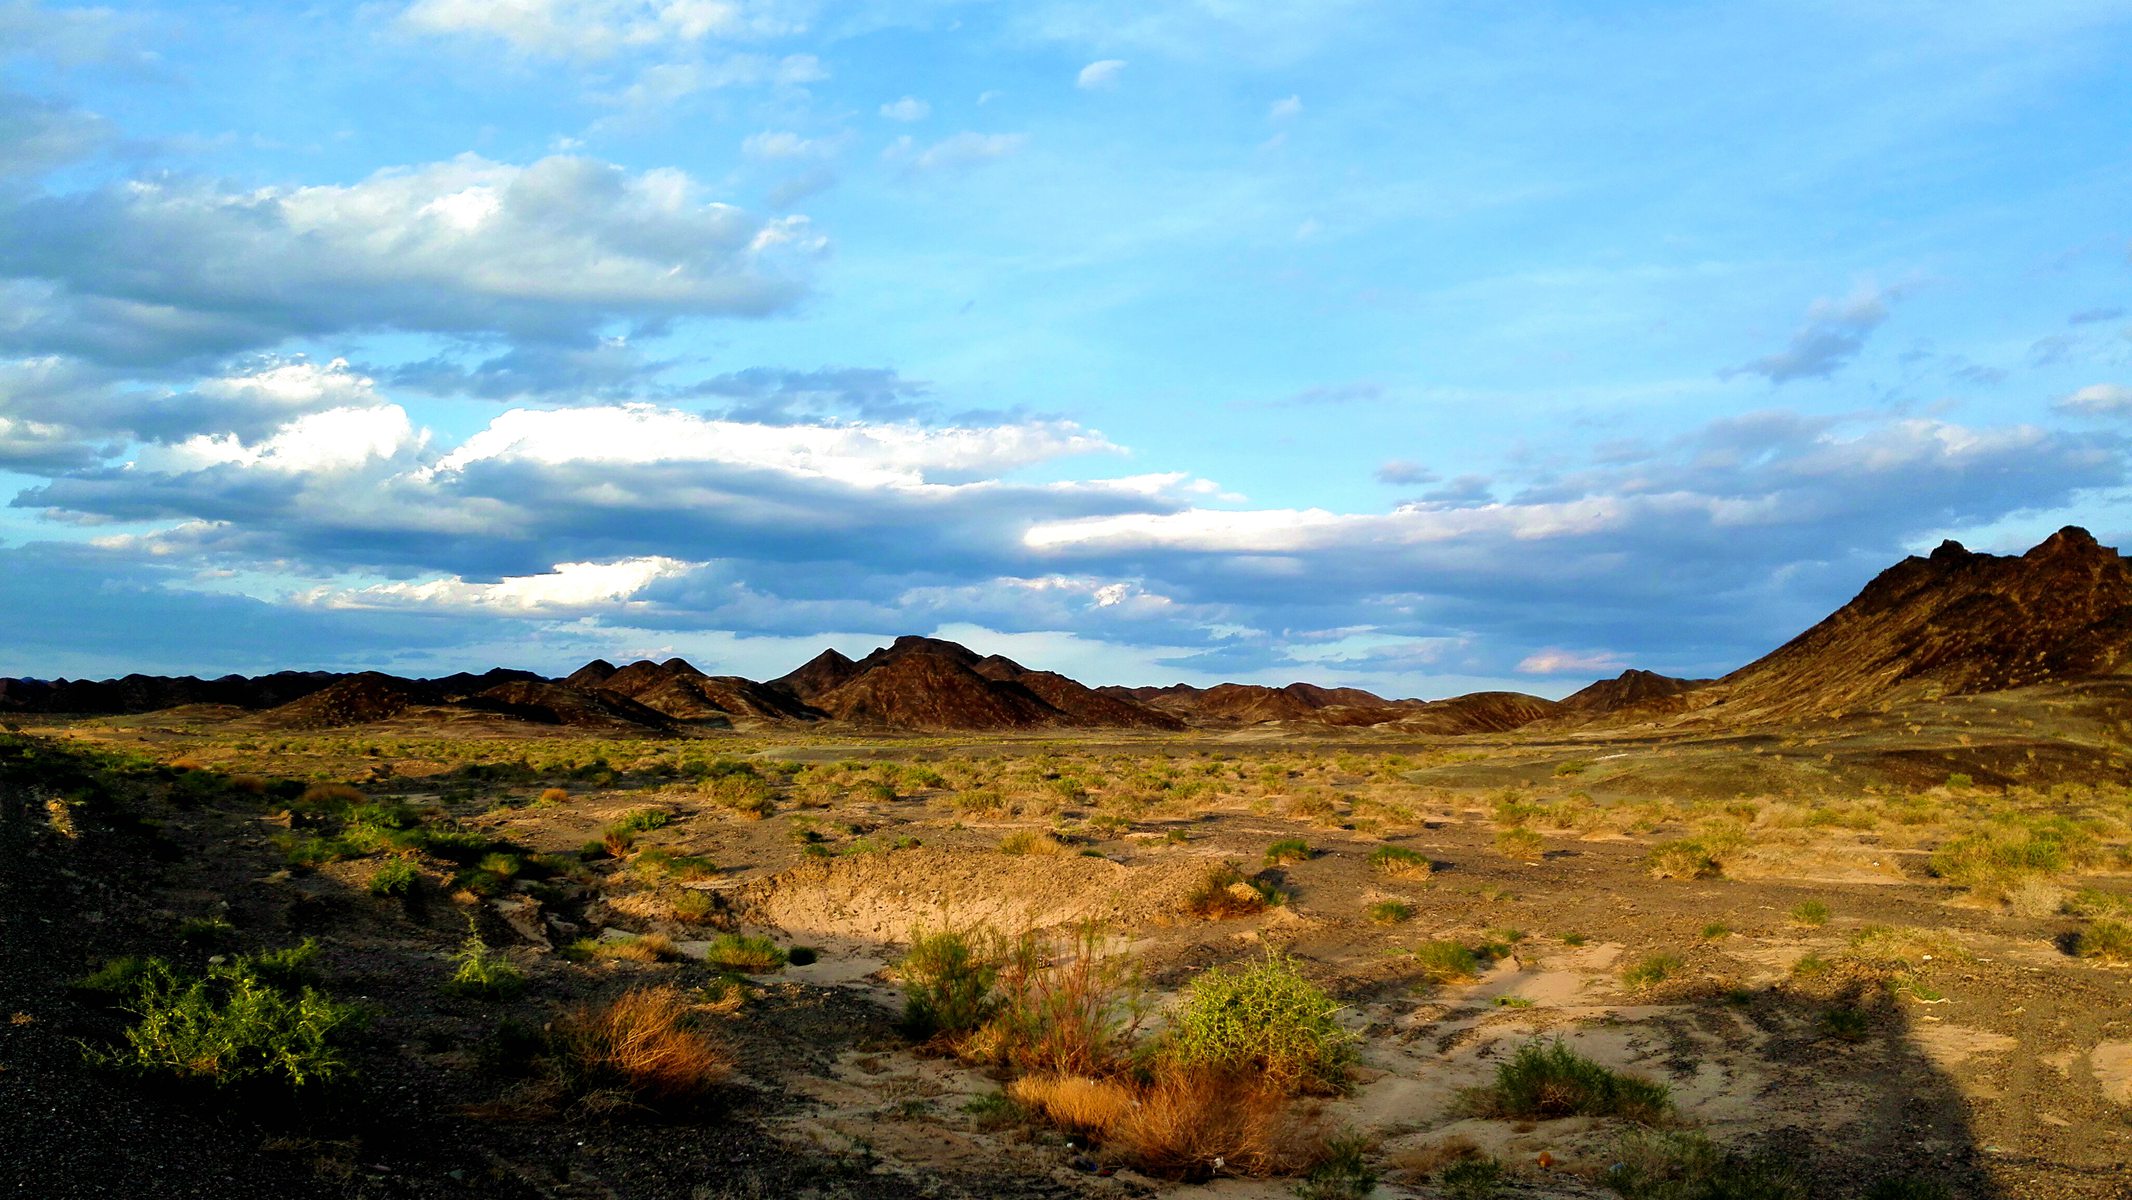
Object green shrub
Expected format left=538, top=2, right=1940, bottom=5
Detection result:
left=898, top=928, right=997, bottom=1038
left=1368, top=845, right=1431, bottom=878
left=446, top=933, right=524, bottom=1000
left=1366, top=899, right=1413, bottom=925
left=1622, top=952, right=1684, bottom=991
left=2072, top=918, right=2132, bottom=963
left=1160, top=953, right=1356, bottom=1093
left=1265, top=838, right=1313, bottom=866
left=1604, top=1128, right=1802, bottom=1199
left=368, top=857, right=420, bottom=897
left=1413, top=939, right=1485, bottom=982
left=90, top=956, right=362, bottom=1090
left=703, top=933, right=787, bottom=972
left=76, top=956, right=155, bottom=995
left=1438, top=1156, right=1506, bottom=1200
left=242, top=940, right=323, bottom=991
left=1293, top=1131, right=1376, bottom=1200
left=1471, top=1038, right=1670, bottom=1124
left=1789, top=899, right=1830, bottom=926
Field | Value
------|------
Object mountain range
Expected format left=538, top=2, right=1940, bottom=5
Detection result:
left=5, top=527, right=2128, bottom=735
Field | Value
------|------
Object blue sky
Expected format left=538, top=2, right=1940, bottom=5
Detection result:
left=2, top=0, right=2129, bottom=694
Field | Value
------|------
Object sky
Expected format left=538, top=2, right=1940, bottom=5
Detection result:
left=1, top=0, right=2130, bottom=695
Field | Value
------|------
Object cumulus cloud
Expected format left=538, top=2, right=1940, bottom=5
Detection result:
left=1076, top=58, right=1127, bottom=89
left=2056, top=383, right=2132, bottom=415
left=688, top=365, right=934, bottom=422
left=1517, top=648, right=1626, bottom=676
left=308, top=556, right=701, bottom=614
left=879, top=96, right=929, bottom=122
left=0, top=154, right=818, bottom=367
left=1733, top=285, right=1893, bottom=383
left=882, top=131, right=1028, bottom=171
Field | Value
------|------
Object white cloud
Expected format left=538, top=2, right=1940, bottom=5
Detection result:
left=135, top=405, right=425, bottom=475
left=879, top=96, right=929, bottom=122
left=399, top=0, right=799, bottom=58
left=1269, top=94, right=1302, bottom=120
left=2057, top=383, right=2132, bottom=415
left=883, top=131, right=1029, bottom=171
left=310, top=556, right=700, bottom=614
left=431, top=403, right=1115, bottom=488
left=1076, top=58, right=1127, bottom=89
left=1, top=153, right=816, bottom=361
left=1516, top=648, right=1627, bottom=675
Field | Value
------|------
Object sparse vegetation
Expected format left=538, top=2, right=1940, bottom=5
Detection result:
left=1368, top=844, right=1432, bottom=879
left=89, top=952, right=362, bottom=1090
left=702, top=933, right=787, bottom=972
left=1159, top=953, right=1356, bottom=1093
left=1604, top=1128, right=1803, bottom=1199
left=1465, top=1038, right=1671, bottom=1124
left=1622, top=952, right=1685, bottom=991
left=550, top=985, right=729, bottom=1106
left=446, top=932, right=525, bottom=1000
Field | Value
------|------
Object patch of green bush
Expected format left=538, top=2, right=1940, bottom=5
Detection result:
left=88, top=954, right=362, bottom=1090
left=1469, top=1038, right=1671, bottom=1124
left=1604, top=1128, right=1802, bottom=1199
left=1159, top=953, right=1356, bottom=1094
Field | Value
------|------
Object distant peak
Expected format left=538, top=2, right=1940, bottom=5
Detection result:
left=1928, top=539, right=1968, bottom=562
left=661, top=657, right=705, bottom=677
left=2028, top=525, right=2105, bottom=558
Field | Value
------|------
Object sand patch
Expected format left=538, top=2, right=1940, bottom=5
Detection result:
left=739, top=848, right=1217, bottom=943
left=1909, top=1023, right=2017, bottom=1071
left=2092, top=1042, right=2132, bottom=1105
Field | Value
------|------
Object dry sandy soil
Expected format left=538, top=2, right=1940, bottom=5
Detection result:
left=5, top=688, right=2132, bottom=1199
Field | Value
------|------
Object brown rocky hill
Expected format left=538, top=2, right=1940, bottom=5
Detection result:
left=1100, top=681, right=1414, bottom=726
left=1696, top=526, right=2132, bottom=721
left=468, top=681, right=682, bottom=733
left=583, top=657, right=824, bottom=724
left=810, top=647, right=1061, bottom=730
left=254, top=673, right=426, bottom=730
left=1390, top=691, right=1560, bottom=735
left=972, top=655, right=1186, bottom=731
left=766, top=648, right=862, bottom=701
left=1556, top=669, right=1708, bottom=717
left=788, top=636, right=1181, bottom=731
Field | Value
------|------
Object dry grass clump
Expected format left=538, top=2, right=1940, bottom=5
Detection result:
left=2071, top=918, right=2132, bottom=963
left=898, top=923, right=1144, bottom=1076
left=551, top=985, right=729, bottom=1106
left=1006, top=1073, right=1136, bottom=1136
left=574, top=933, right=681, bottom=963
left=1369, top=845, right=1432, bottom=879
left=1183, top=861, right=1283, bottom=919
left=1107, top=1068, right=1318, bottom=1180
left=998, top=829, right=1074, bottom=856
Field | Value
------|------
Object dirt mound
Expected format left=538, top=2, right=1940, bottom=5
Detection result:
left=1389, top=691, right=1559, bottom=734
left=738, top=849, right=1216, bottom=942
left=470, top=681, right=681, bottom=732
left=1699, top=526, right=2132, bottom=721
left=254, top=672, right=425, bottom=729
